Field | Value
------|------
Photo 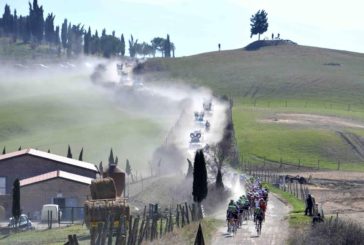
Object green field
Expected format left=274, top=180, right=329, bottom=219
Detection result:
left=0, top=67, right=165, bottom=169
left=144, top=43, right=364, bottom=171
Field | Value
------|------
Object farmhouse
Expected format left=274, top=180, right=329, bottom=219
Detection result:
left=0, top=148, right=98, bottom=219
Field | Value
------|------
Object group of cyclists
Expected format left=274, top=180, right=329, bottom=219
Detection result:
left=226, top=177, right=269, bottom=236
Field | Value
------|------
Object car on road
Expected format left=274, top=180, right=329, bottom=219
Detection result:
left=8, top=214, right=34, bottom=230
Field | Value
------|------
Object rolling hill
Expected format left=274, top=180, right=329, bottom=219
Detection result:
left=141, top=42, right=364, bottom=171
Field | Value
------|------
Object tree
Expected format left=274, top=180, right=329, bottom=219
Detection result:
left=215, top=167, right=224, bottom=189
left=12, top=179, right=21, bottom=227
left=2, top=146, right=5, bottom=154
left=19, top=15, right=31, bottom=43
left=78, top=147, right=83, bottom=161
left=151, top=37, right=165, bottom=57
left=250, top=10, right=268, bottom=40
left=108, top=148, right=115, bottom=165
left=84, top=27, right=91, bottom=54
left=67, top=145, right=72, bottom=158
left=12, top=10, right=18, bottom=42
left=128, top=35, right=138, bottom=57
left=47, top=149, right=50, bottom=153
left=68, top=24, right=84, bottom=56
left=44, top=13, right=55, bottom=44
left=90, top=30, right=100, bottom=55
left=120, top=34, right=125, bottom=56
left=164, top=34, right=171, bottom=58
left=18, top=146, right=21, bottom=151
left=29, top=0, right=44, bottom=43
left=54, top=25, right=60, bottom=45
left=2, top=4, right=13, bottom=35
left=125, top=159, right=131, bottom=176
left=115, top=156, right=118, bottom=165
left=192, top=150, right=208, bottom=219
left=61, top=19, right=68, bottom=49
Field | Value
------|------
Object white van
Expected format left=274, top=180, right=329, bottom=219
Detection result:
left=41, top=204, right=61, bottom=222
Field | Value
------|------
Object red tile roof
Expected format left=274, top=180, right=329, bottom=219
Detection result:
left=20, top=170, right=93, bottom=186
left=0, top=148, right=97, bottom=172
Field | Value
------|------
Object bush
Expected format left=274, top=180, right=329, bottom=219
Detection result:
left=290, top=217, right=364, bottom=245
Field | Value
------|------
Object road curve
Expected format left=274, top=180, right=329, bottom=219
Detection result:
left=212, top=193, right=291, bottom=245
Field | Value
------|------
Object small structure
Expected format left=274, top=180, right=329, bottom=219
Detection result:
left=20, top=170, right=93, bottom=220
left=102, top=163, right=126, bottom=197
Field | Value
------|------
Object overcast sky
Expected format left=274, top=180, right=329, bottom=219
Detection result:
left=6, top=0, right=364, bottom=56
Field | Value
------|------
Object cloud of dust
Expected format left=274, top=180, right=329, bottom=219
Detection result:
left=0, top=57, right=229, bottom=180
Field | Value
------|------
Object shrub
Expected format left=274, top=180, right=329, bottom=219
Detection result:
left=290, top=217, right=364, bottom=245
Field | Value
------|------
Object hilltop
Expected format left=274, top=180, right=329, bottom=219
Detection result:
left=141, top=43, right=364, bottom=107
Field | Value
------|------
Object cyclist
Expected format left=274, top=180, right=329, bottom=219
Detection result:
left=226, top=200, right=238, bottom=232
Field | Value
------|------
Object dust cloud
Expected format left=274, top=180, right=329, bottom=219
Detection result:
left=0, top=57, right=229, bottom=178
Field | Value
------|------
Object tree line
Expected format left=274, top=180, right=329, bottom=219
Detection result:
left=0, top=0, right=175, bottom=58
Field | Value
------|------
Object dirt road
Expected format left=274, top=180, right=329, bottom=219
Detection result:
left=211, top=194, right=290, bottom=245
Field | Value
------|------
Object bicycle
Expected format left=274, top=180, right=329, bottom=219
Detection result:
left=227, top=218, right=238, bottom=235
left=255, top=214, right=263, bottom=236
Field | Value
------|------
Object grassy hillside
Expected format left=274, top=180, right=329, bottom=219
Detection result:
left=143, top=43, right=364, bottom=171
left=0, top=66, right=165, bottom=168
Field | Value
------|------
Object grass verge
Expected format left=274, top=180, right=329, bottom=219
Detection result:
left=264, top=183, right=311, bottom=227
left=0, top=224, right=90, bottom=245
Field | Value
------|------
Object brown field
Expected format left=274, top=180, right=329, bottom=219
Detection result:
left=282, top=170, right=364, bottom=225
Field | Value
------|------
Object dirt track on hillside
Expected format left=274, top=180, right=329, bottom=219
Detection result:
left=260, top=113, right=364, bottom=129
left=211, top=194, right=290, bottom=245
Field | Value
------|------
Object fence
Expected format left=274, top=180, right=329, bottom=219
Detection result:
left=249, top=169, right=310, bottom=202
left=89, top=202, right=201, bottom=245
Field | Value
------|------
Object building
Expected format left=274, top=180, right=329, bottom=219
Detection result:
left=0, top=148, right=98, bottom=219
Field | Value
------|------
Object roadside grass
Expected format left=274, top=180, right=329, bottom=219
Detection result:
left=142, top=218, right=222, bottom=245
left=0, top=224, right=90, bottom=245
left=265, top=183, right=311, bottom=226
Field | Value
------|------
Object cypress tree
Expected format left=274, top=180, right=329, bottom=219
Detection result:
left=164, top=34, right=171, bottom=58
left=29, top=0, right=44, bottom=43
left=120, top=34, right=125, bottom=56
left=12, top=179, right=21, bottom=226
left=54, top=25, right=60, bottom=45
left=115, top=156, right=118, bottom=165
left=67, top=145, right=72, bottom=158
left=2, top=146, right=5, bottom=154
left=84, top=27, right=91, bottom=54
left=192, top=150, right=208, bottom=204
left=44, top=13, right=55, bottom=44
left=78, top=147, right=83, bottom=161
left=108, top=148, right=114, bottom=165
left=12, top=9, right=18, bottom=42
left=18, top=146, right=21, bottom=151
left=61, top=19, right=68, bottom=49
left=2, top=4, right=13, bottom=35
left=47, top=149, right=50, bottom=153
left=125, top=159, right=131, bottom=176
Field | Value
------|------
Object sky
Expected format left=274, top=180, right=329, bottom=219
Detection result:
left=4, top=0, right=364, bottom=56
